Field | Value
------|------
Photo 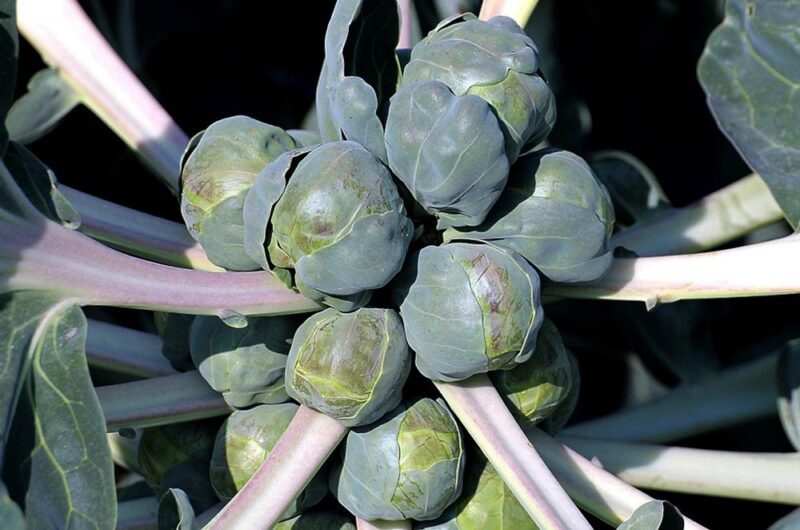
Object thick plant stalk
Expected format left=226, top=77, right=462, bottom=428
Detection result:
left=4, top=217, right=321, bottom=317
left=479, top=0, right=540, bottom=26
left=398, top=0, right=415, bottom=48
left=435, top=375, right=591, bottom=530
left=525, top=428, right=707, bottom=529
left=561, top=436, right=800, bottom=505
left=564, top=353, right=778, bottom=443
left=17, top=0, right=187, bottom=193
left=116, top=497, right=158, bottom=530
left=86, top=319, right=176, bottom=378
left=61, top=186, right=222, bottom=271
left=206, top=406, right=347, bottom=530
left=97, top=371, right=231, bottom=432
left=550, top=234, right=800, bottom=305
left=612, top=173, right=784, bottom=256
left=357, top=518, right=412, bottom=530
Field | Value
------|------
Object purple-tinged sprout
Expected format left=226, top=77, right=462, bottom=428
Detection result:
left=180, top=116, right=296, bottom=271
left=286, top=308, right=412, bottom=427
left=331, top=398, right=465, bottom=521
left=395, top=242, right=544, bottom=382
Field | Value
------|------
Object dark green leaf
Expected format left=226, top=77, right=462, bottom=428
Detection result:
left=6, top=68, right=80, bottom=144
left=3, top=142, right=80, bottom=229
left=777, top=340, right=800, bottom=451
left=315, top=0, right=400, bottom=160
left=0, top=291, right=62, bottom=468
left=590, top=151, right=670, bottom=228
left=154, top=312, right=195, bottom=372
left=20, top=301, right=116, bottom=528
left=0, top=482, right=24, bottom=530
left=698, top=0, right=800, bottom=228
left=617, top=501, right=684, bottom=530
left=0, top=0, right=18, bottom=158
left=157, top=488, right=196, bottom=530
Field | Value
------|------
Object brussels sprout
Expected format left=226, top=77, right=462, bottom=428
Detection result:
left=445, top=148, right=615, bottom=283
left=189, top=315, right=299, bottom=408
left=331, top=398, right=465, bottom=521
left=273, top=511, right=356, bottom=530
left=384, top=80, right=510, bottom=229
left=491, top=319, right=576, bottom=427
left=540, top=347, right=581, bottom=434
left=154, top=312, right=195, bottom=371
left=209, top=403, right=328, bottom=519
left=266, top=141, right=413, bottom=297
left=180, top=116, right=296, bottom=270
left=395, top=242, right=544, bottom=382
left=286, top=307, right=412, bottom=427
left=137, top=419, right=220, bottom=512
left=402, top=14, right=556, bottom=160
left=418, top=456, right=536, bottom=530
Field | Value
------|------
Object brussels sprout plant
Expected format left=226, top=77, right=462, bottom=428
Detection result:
left=2, top=0, right=800, bottom=529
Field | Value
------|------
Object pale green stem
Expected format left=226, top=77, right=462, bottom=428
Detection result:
left=107, top=431, right=142, bottom=473
left=479, top=0, right=540, bottom=26
left=525, top=427, right=707, bottom=530
left=561, top=436, right=800, bottom=505
left=96, top=371, right=231, bottom=432
left=564, top=353, right=778, bottom=443
left=87, top=319, right=176, bottom=378
left=550, top=234, right=800, bottom=304
left=61, top=186, right=222, bottom=272
left=435, top=375, right=591, bottom=530
left=357, top=518, right=412, bottom=530
left=116, top=497, right=158, bottom=530
left=17, top=0, right=187, bottom=193
left=612, top=174, right=784, bottom=256
left=206, top=406, right=347, bottom=530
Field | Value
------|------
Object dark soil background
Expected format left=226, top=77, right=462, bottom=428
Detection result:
left=14, top=1, right=798, bottom=527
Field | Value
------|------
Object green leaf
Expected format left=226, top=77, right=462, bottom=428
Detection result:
left=777, top=340, right=800, bottom=451
left=315, top=0, right=400, bottom=160
left=157, top=488, right=196, bottom=530
left=6, top=68, right=80, bottom=144
left=0, top=482, right=24, bottom=530
left=590, top=150, right=670, bottom=228
left=617, top=501, right=684, bottom=530
left=698, top=0, right=800, bottom=229
left=0, top=0, right=18, bottom=159
left=0, top=291, right=62, bottom=467
left=20, top=300, right=116, bottom=528
left=3, top=142, right=80, bottom=229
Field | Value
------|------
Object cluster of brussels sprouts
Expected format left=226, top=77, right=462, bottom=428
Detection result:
left=163, top=1, right=612, bottom=525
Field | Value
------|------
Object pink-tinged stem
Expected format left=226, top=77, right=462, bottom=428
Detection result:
left=357, top=518, right=411, bottom=530
left=17, top=0, right=188, bottom=193
left=550, top=235, right=800, bottom=306
left=206, top=406, right=348, bottom=530
left=435, top=375, right=591, bottom=530
left=86, top=319, right=176, bottom=378
left=397, top=0, right=414, bottom=48
left=61, top=186, right=222, bottom=271
left=5, top=218, right=321, bottom=316
left=525, top=428, right=707, bottom=530
left=97, top=371, right=231, bottom=432
left=478, top=0, right=540, bottom=26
